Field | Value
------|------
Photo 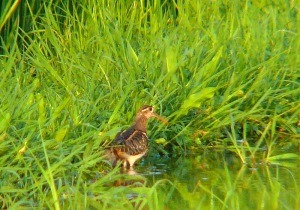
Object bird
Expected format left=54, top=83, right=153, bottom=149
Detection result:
left=110, top=105, right=168, bottom=169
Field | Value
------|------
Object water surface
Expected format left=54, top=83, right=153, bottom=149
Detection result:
left=126, top=150, right=300, bottom=209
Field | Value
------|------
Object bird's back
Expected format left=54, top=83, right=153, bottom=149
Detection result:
left=113, top=126, right=148, bottom=155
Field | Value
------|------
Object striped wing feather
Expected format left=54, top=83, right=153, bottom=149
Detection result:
left=113, top=126, right=148, bottom=155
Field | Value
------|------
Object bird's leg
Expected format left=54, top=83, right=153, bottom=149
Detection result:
left=129, top=162, right=135, bottom=170
left=127, top=167, right=137, bottom=175
left=122, top=160, right=128, bottom=168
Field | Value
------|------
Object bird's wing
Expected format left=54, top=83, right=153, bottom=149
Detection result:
left=113, top=126, right=135, bottom=145
left=122, top=130, right=148, bottom=155
left=112, top=127, right=148, bottom=155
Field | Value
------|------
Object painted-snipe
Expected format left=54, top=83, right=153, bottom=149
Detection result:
left=111, top=105, right=168, bottom=169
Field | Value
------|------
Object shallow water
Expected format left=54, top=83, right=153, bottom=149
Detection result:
left=126, top=150, right=300, bottom=209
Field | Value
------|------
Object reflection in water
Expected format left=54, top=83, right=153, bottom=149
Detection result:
left=113, top=168, right=146, bottom=187
left=119, top=150, right=300, bottom=209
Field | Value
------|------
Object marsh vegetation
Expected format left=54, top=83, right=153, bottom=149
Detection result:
left=1, top=0, right=299, bottom=209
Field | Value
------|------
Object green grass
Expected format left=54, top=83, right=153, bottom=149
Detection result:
left=1, top=0, right=300, bottom=209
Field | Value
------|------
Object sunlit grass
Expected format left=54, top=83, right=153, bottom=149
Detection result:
left=1, top=0, right=300, bottom=209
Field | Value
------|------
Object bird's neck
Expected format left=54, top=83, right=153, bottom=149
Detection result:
left=133, top=117, right=148, bottom=132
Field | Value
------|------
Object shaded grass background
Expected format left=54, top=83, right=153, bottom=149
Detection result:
left=1, top=0, right=300, bottom=209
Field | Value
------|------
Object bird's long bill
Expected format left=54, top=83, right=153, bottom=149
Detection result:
left=153, top=112, right=168, bottom=125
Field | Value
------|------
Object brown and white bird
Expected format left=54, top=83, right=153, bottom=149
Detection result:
left=110, top=105, right=168, bottom=169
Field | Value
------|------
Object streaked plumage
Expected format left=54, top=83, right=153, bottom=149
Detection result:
left=111, top=105, right=168, bottom=169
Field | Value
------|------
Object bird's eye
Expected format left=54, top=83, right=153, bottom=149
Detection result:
left=148, top=107, right=153, bottom=112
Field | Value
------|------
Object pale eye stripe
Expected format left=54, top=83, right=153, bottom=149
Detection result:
left=141, top=107, right=153, bottom=112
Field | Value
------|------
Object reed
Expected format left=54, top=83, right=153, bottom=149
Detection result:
left=0, top=0, right=299, bottom=209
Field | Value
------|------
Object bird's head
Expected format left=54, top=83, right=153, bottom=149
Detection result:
left=135, top=105, right=168, bottom=125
